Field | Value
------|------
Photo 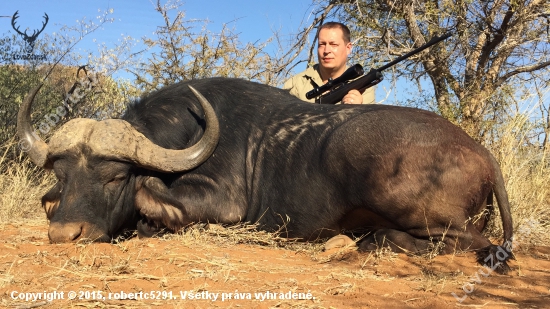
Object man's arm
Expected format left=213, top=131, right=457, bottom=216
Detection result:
left=282, top=78, right=302, bottom=100
left=284, top=65, right=375, bottom=104
left=282, top=71, right=317, bottom=103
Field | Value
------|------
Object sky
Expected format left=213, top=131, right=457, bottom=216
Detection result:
left=0, top=1, right=316, bottom=67
left=0, top=0, right=406, bottom=103
left=0, top=0, right=314, bottom=45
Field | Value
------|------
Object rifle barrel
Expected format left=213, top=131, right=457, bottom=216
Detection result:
left=378, top=32, right=452, bottom=72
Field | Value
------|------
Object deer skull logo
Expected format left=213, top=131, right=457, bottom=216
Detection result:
left=11, top=11, right=49, bottom=53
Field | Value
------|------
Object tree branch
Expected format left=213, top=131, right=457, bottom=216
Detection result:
left=496, top=59, right=550, bottom=88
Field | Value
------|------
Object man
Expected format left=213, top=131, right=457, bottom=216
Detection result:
left=283, top=22, right=375, bottom=104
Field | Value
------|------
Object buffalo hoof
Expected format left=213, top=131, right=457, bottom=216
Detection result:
left=316, top=235, right=357, bottom=262
left=137, top=219, right=165, bottom=239
left=476, top=244, right=514, bottom=275
left=207, top=223, right=226, bottom=231
left=324, top=234, right=357, bottom=251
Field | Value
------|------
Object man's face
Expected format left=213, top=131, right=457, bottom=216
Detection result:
left=317, top=27, right=352, bottom=73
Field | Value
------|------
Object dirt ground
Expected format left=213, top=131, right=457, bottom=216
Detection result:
left=0, top=220, right=549, bottom=309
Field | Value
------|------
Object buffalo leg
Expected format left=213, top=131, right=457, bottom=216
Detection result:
left=358, top=229, right=439, bottom=254
left=358, top=226, right=512, bottom=274
left=358, top=224, right=493, bottom=254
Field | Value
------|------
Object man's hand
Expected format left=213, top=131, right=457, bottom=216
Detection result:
left=342, top=89, right=363, bottom=104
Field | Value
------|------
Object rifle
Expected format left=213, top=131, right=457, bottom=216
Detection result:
left=306, top=32, right=452, bottom=104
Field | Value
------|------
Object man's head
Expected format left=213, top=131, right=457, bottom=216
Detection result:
left=317, top=22, right=352, bottom=79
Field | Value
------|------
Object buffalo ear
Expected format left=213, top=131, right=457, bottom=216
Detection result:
left=134, top=176, right=190, bottom=232
left=41, top=182, right=61, bottom=219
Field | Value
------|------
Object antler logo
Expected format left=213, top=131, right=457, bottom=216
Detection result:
left=11, top=10, right=49, bottom=53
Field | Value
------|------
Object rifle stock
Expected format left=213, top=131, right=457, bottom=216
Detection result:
left=316, top=69, right=382, bottom=104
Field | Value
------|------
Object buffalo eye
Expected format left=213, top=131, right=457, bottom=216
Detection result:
left=54, top=170, right=66, bottom=183
left=107, top=174, right=127, bottom=186
left=42, top=182, right=63, bottom=219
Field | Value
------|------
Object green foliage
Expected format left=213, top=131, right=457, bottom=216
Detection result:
left=0, top=6, right=143, bottom=158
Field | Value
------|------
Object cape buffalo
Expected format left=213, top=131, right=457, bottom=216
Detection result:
left=17, top=77, right=513, bottom=273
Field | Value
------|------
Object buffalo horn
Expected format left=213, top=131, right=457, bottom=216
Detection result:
left=97, top=85, right=220, bottom=172
left=18, top=84, right=219, bottom=173
left=16, top=84, right=50, bottom=167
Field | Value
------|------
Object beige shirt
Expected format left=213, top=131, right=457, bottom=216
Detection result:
left=283, top=64, right=376, bottom=104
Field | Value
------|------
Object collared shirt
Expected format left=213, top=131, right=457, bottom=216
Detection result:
left=283, top=64, right=376, bottom=104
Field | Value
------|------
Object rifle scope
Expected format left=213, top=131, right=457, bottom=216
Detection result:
left=305, top=64, right=364, bottom=100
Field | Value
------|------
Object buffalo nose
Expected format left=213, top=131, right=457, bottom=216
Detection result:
left=48, top=222, right=82, bottom=243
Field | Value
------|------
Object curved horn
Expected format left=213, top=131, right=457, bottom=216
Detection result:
left=17, top=84, right=49, bottom=167
left=135, top=85, right=220, bottom=172
left=88, top=85, right=220, bottom=173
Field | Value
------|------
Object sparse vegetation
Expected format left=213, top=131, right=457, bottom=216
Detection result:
left=485, top=102, right=550, bottom=248
left=0, top=1, right=549, bottom=308
left=0, top=141, right=54, bottom=222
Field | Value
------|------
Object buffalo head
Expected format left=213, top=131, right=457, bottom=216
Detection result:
left=17, top=84, right=219, bottom=243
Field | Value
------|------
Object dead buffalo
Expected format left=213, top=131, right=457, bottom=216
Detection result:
left=17, top=77, right=513, bottom=273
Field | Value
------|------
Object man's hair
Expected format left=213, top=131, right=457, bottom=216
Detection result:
left=318, top=22, right=351, bottom=43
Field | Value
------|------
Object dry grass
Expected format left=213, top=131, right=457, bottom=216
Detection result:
left=0, top=141, right=55, bottom=223
left=484, top=110, right=550, bottom=248
left=0, top=220, right=400, bottom=308
left=1, top=209, right=549, bottom=308
left=169, top=223, right=314, bottom=249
